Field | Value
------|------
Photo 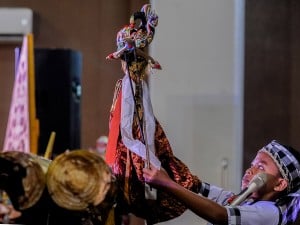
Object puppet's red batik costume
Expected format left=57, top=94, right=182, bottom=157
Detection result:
left=105, top=4, right=201, bottom=224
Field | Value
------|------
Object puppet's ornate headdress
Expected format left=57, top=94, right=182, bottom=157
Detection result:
left=106, top=4, right=161, bottom=73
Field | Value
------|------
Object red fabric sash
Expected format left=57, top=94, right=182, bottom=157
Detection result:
left=105, top=90, right=122, bottom=166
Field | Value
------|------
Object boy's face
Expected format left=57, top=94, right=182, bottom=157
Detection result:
left=241, top=151, right=284, bottom=200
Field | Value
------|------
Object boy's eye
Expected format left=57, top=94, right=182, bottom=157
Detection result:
left=250, top=163, right=264, bottom=170
left=258, top=164, right=264, bottom=170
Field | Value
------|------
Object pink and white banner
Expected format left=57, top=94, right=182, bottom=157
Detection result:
left=3, top=36, right=30, bottom=153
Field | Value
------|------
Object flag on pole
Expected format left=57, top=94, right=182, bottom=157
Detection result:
left=3, top=34, right=39, bottom=153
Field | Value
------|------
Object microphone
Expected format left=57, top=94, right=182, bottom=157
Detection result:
left=230, top=172, right=268, bottom=206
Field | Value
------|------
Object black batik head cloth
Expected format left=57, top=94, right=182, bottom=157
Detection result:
left=260, top=140, right=300, bottom=193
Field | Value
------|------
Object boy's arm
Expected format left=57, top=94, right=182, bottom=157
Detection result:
left=143, top=166, right=228, bottom=224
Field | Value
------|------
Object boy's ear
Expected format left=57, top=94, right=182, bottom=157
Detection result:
left=274, top=178, right=288, bottom=192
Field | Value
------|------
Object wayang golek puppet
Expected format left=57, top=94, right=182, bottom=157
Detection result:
left=106, top=4, right=201, bottom=225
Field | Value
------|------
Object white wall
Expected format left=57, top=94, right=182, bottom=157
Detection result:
left=149, top=0, right=245, bottom=224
